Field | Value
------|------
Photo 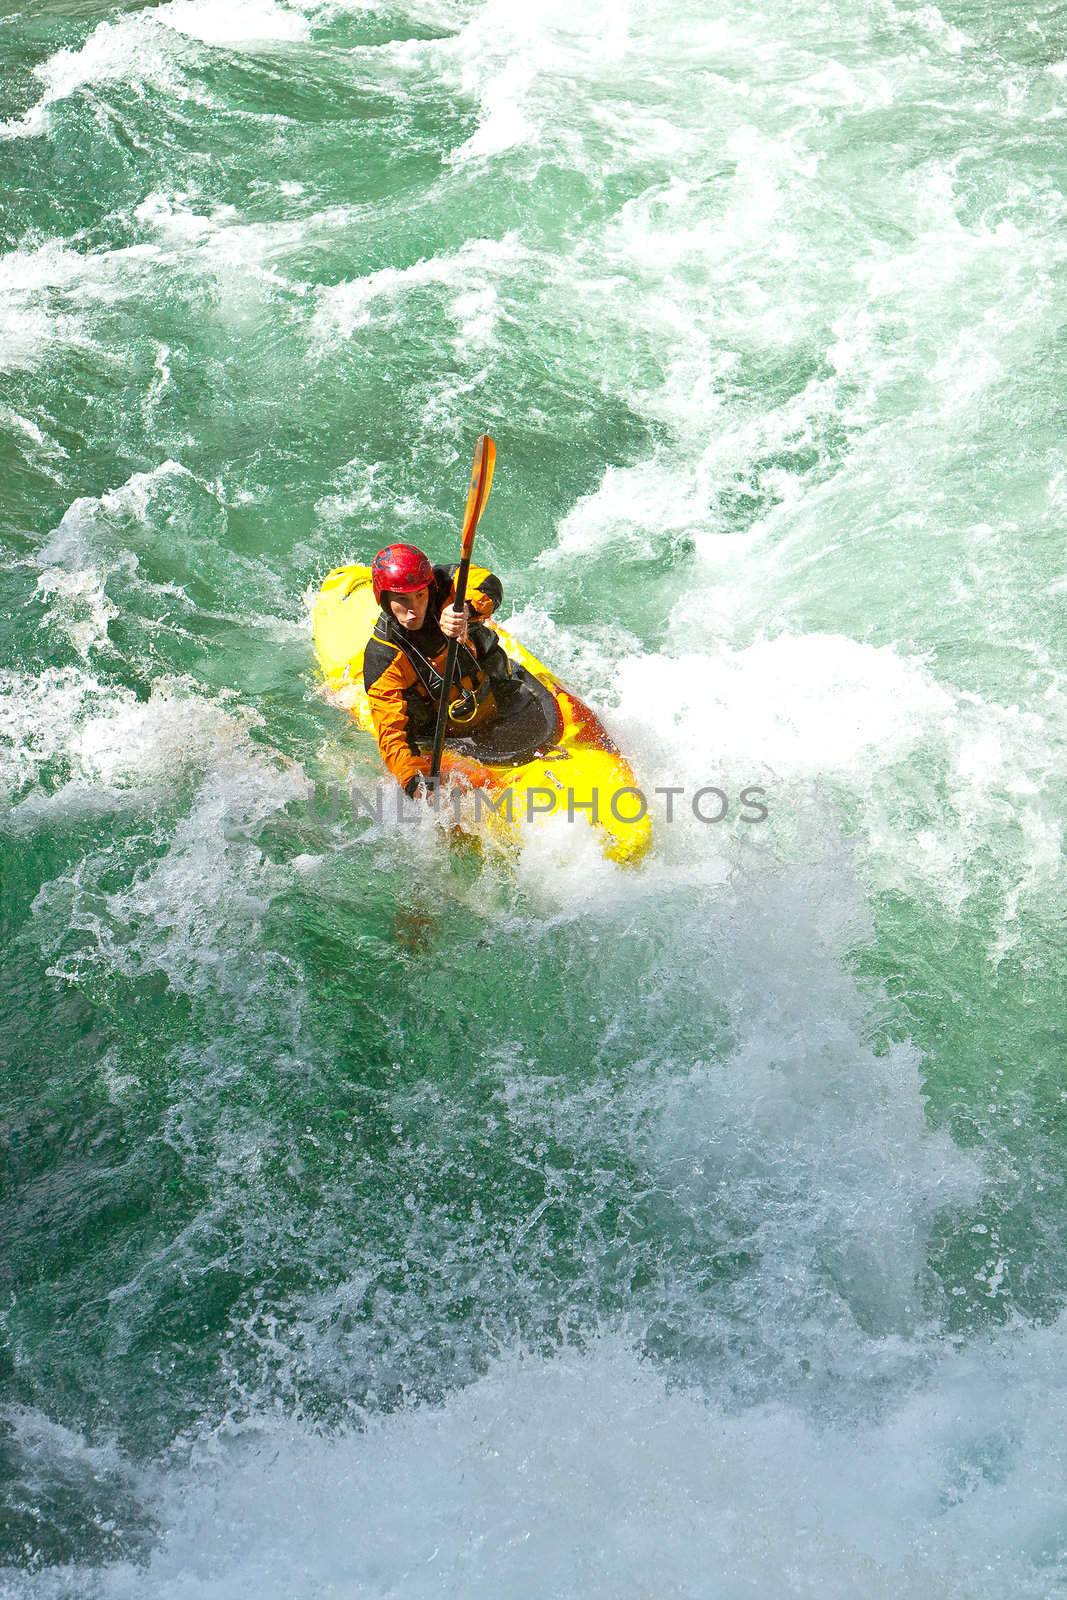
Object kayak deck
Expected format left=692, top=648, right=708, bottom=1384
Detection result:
left=429, top=666, right=562, bottom=765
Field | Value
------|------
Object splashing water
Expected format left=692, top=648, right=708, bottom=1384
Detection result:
left=2, top=0, right=1066, bottom=1592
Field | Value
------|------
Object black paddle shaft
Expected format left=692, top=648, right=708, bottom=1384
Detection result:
left=428, top=554, right=473, bottom=779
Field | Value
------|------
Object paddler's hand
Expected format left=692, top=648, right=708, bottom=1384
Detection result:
left=405, top=772, right=443, bottom=801
left=439, top=602, right=469, bottom=643
left=404, top=758, right=495, bottom=800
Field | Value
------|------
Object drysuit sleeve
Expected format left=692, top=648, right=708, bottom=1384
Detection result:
left=363, top=641, right=430, bottom=796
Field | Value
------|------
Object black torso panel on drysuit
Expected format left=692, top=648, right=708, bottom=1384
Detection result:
left=360, top=559, right=513, bottom=792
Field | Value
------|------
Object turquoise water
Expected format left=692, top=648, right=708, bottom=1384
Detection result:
left=2, top=0, right=1067, bottom=1592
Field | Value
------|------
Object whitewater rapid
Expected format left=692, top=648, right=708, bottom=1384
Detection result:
left=3, top=0, right=1067, bottom=1593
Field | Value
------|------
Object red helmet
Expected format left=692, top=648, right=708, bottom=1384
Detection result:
left=371, top=543, right=433, bottom=607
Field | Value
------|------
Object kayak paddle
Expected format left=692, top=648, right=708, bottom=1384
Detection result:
left=429, top=433, right=497, bottom=779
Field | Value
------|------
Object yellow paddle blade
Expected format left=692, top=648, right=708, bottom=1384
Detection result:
left=460, top=433, right=496, bottom=559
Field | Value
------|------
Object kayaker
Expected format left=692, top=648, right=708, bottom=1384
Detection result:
left=363, top=542, right=515, bottom=798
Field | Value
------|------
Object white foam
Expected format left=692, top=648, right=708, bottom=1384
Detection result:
left=0, top=666, right=112, bottom=800
left=0, top=0, right=308, bottom=140
left=431, top=0, right=706, bottom=168
left=0, top=406, right=66, bottom=456
left=0, top=191, right=326, bottom=377
left=16, top=674, right=308, bottom=1006
left=538, top=452, right=713, bottom=567
left=598, top=624, right=1065, bottom=934
left=35, top=564, right=121, bottom=658
left=72, top=680, right=258, bottom=791
left=0, top=15, right=186, bottom=140
left=0, top=232, right=221, bottom=373
left=135, top=190, right=240, bottom=243
left=495, top=592, right=1065, bottom=946
left=312, top=233, right=530, bottom=355
left=133, top=188, right=330, bottom=281
left=879, top=0, right=972, bottom=55
left=31, top=757, right=304, bottom=995
left=155, top=0, right=311, bottom=46
left=0, top=240, right=100, bottom=370
left=0, top=667, right=260, bottom=818
left=25, top=1308, right=1067, bottom=1600
left=27, top=465, right=198, bottom=661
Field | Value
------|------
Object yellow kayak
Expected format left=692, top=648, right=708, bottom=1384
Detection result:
left=312, top=564, right=651, bottom=865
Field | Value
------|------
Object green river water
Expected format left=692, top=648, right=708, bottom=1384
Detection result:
left=2, top=0, right=1067, bottom=1592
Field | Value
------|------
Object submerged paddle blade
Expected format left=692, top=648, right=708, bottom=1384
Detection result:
left=460, top=433, right=496, bottom=558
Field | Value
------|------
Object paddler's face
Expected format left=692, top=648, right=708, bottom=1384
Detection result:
left=388, top=586, right=430, bottom=630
